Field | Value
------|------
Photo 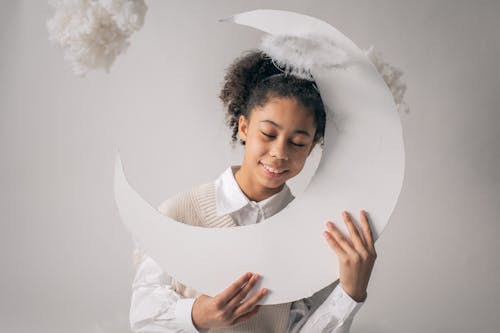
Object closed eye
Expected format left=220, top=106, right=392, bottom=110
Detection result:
left=261, top=131, right=306, bottom=147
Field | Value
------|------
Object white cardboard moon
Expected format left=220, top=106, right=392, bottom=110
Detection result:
left=114, top=9, right=405, bottom=304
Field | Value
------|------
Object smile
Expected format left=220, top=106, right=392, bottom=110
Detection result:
left=260, top=162, right=289, bottom=177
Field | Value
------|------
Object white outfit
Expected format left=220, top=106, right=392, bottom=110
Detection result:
left=130, top=165, right=364, bottom=332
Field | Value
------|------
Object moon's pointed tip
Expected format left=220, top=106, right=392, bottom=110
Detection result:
left=114, top=149, right=124, bottom=178
left=218, top=15, right=234, bottom=23
left=114, top=148, right=121, bottom=163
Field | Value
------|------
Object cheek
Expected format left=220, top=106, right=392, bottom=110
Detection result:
left=289, top=150, right=309, bottom=168
left=245, top=135, right=268, bottom=157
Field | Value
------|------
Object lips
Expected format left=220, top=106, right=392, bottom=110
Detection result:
left=260, top=162, right=289, bottom=175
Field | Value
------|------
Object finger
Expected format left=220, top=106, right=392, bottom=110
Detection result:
left=231, top=304, right=261, bottom=326
left=342, top=211, right=366, bottom=249
left=225, top=273, right=260, bottom=311
left=360, top=210, right=376, bottom=252
left=323, top=227, right=346, bottom=256
left=232, top=288, right=268, bottom=318
left=326, top=221, right=355, bottom=254
left=215, top=272, right=253, bottom=305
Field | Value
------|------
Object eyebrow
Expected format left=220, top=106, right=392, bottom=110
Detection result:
left=260, top=120, right=311, bottom=137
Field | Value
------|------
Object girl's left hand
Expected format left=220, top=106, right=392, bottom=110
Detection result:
left=323, top=210, right=377, bottom=302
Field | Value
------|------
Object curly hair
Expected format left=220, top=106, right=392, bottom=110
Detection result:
left=219, top=50, right=326, bottom=148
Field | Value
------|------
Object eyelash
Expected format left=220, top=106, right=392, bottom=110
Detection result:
left=261, top=132, right=306, bottom=147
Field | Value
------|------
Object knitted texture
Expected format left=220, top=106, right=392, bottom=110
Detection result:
left=135, top=181, right=291, bottom=332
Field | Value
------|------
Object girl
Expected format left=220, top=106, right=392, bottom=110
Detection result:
left=129, top=50, right=377, bottom=333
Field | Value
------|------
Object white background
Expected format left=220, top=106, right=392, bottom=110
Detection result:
left=1, top=1, right=499, bottom=332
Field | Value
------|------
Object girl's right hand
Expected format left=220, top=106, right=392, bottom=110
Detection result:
left=191, top=272, right=268, bottom=331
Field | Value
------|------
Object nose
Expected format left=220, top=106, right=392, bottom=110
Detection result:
left=269, top=139, right=289, bottom=160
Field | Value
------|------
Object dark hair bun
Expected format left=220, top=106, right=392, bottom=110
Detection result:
left=219, top=50, right=326, bottom=147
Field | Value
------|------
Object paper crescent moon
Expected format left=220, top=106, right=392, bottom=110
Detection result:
left=114, top=9, right=405, bottom=304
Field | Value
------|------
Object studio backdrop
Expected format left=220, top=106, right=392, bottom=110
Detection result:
left=0, top=1, right=499, bottom=332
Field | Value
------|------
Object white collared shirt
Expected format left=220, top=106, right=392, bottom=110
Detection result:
left=130, top=165, right=364, bottom=333
left=215, top=165, right=296, bottom=226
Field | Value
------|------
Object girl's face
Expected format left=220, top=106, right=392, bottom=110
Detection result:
left=236, top=96, right=317, bottom=200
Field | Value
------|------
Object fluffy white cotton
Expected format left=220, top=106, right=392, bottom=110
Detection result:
left=365, top=45, right=409, bottom=113
left=47, top=0, right=148, bottom=77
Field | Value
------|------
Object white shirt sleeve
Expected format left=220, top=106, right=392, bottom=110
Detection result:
left=288, top=279, right=364, bottom=333
left=130, top=254, right=363, bottom=333
left=129, top=254, right=201, bottom=333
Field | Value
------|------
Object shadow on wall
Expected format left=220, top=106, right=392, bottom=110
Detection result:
left=354, top=324, right=440, bottom=333
left=80, top=312, right=131, bottom=333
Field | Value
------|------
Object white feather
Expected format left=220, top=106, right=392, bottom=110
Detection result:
left=364, top=45, right=409, bottom=113
left=259, top=33, right=350, bottom=80
left=259, top=33, right=409, bottom=112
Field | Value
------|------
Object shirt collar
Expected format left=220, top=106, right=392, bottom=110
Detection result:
left=215, top=165, right=295, bottom=218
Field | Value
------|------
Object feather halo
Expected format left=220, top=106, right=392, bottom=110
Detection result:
left=259, top=34, right=409, bottom=112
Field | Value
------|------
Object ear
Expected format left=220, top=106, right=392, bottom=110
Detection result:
left=238, top=115, right=249, bottom=142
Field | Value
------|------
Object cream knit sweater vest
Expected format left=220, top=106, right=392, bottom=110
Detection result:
left=156, top=181, right=292, bottom=333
